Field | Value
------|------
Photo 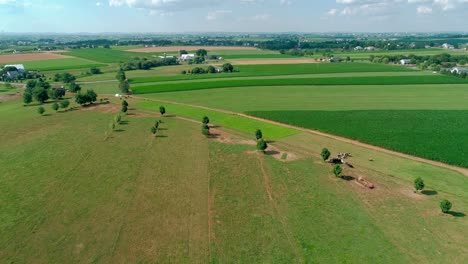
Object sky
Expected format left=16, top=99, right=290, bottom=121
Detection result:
left=0, top=0, right=467, bottom=33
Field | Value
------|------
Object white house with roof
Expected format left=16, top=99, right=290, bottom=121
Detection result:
left=3, top=64, right=25, bottom=71
left=400, top=59, right=411, bottom=65
left=442, top=43, right=454, bottom=49
left=450, top=67, right=468, bottom=74
left=354, top=46, right=363, bottom=51
left=180, top=54, right=195, bottom=61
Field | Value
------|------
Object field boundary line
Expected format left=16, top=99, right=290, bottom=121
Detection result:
left=133, top=96, right=468, bottom=177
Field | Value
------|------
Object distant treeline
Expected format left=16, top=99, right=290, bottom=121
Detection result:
left=121, top=57, right=179, bottom=71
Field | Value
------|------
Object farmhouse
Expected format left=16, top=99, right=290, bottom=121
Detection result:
left=450, top=67, right=468, bottom=74
left=354, top=46, right=363, bottom=51
left=2, top=64, right=25, bottom=80
left=4, top=64, right=25, bottom=71
left=442, top=43, right=454, bottom=49
left=329, top=57, right=343, bottom=63
left=180, top=54, right=195, bottom=61
left=365, top=46, right=376, bottom=51
left=400, top=59, right=411, bottom=65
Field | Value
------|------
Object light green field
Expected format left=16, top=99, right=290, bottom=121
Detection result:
left=330, top=48, right=467, bottom=59
left=141, top=84, right=468, bottom=112
left=19, top=58, right=105, bottom=71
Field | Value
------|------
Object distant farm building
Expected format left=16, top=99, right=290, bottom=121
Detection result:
left=450, top=67, right=468, bottom=75
left=400, top=59, right=411, bottom=65
left=2, top=64, right=25, bottom=80
left=354, top=46, right=363, bottom=51
left=365, top=46, right=376, bottom=51
left=442, top=43, right=454, bottom=50
left=329, top=57, right=343, bottom=63
left=180, top=54, right=195, bottom=61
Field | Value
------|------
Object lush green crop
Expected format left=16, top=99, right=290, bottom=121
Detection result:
left=247, top=110, right=468, bottom=167
left=20, top=58, right=105, bottom=71
left=130, top=62, right=414, bottom=84
left=133, top=75, right=467, bottom=94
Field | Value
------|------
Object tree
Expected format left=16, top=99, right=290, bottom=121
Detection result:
left=151, top=126, right=158, bottom=136
left=207, top=65, right=216, bottom=73
left=48, top=88, right=66, bottom=100
left=52, top=102, right=59, bottom=112
left=333, top=165, right=343, bottom=178
left=196, top=49, right=208, bottom=57
left=37, top=106, right=45, bottom=115
left=121, top=105, right=128, bottom=114
left=59, top=99, right=70, bottom=109
left=154, top=121, right=160, bottom=129
left=194, top=56, right=205, bottom=64
left=86, top=89, right=97, bottom=103
left=116, top=69, right=126, bottom=82
left=89, top=67, right=102, bottom=74
left=202, top=116, right=210, bottom=124
left=321, top=148, right=331, bottom=162
left=23, top=92, right=32, bottom=105
left=255, top=129, right=263, bottom=140
left=414, top=177, right=425, bottom=192
left=68, top=82, right=81, bottom=93
left=119, top=80, right=130, bottom=94
left=114, top=114, right=122, bottom=124
left=54, top=72, right=76, bottom=83
left=33, top=87, right=49, bottom=103
left=440, top=199, right=452, bottom=214
left=122, top=100, right=129, bottom=107
left=179, top=50, right=188, bottom=56
left=75, top=90, right=98, bottom=106
left=159, top=106, right=166, bottom=116
left=256, top=138, right=268, bottom=152
left=110, top=122, right=116, bottom=131
left=222, top=63, right=234, bottom=73
left=202, top=126, right=210, bottom=136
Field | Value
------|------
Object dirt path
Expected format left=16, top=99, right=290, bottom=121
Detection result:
left=133, top=96, right=468, bottom=177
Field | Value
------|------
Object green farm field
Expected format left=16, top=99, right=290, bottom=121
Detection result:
left=129, top=62, right=414, bottom=84
left=19, top=58, right=105, bottom=71
left=328, top=48, right=467, bottom=59
left=1, top=98, right=467, bottom=263
left=132, top=75, right=467, bottom=94
left=63, top=48, right=159, bottom=63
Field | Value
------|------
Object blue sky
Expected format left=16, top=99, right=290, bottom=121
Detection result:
left=0, top=0, right=467, bottom=33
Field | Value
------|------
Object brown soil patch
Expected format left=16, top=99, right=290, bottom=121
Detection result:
left=0, top=92, right=21, bottom=102
left=127, top=46, right=258, bottom=53
left=80, top=104, right=120, bottom=114
left=230, top=59, right=320, bottom=65
left=0, top=52, right=72, bottom=63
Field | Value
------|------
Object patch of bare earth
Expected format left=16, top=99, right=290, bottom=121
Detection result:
left=0, top=93, right=21, bottom=102
left=230, top=59, right=320, bottom=65
left=0, top=52, right=72, bottom=63
left=80, top=104, right=120, bottom=114
left=127, top=46, right=258, bottom=53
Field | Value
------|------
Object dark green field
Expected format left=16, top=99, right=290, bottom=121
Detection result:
left=133, top=75, right=467, bottom=94
left=64, top=48, right=157, bottom=63
left=247, top=110, right=468, bottom=168
left=130, top=62, right=413, bottom=84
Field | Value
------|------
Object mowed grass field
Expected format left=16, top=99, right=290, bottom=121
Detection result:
left=63, top=48, right=157, bottom=63
left=1, top=98, right=467, bottom=263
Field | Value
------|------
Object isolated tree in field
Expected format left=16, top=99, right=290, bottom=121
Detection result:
left=414, top=177, right=425, bottom=192
left=159, top=106, right=166, bottom=116
left=321, top=148, right=331, bottom=162
left=86, top=89, right=97, bottom=103
left=440, top=199, right=452, bottom=214
left=89, top=67, right=102, bottom=74
left=333, top=165, right=343, bottom=178
left=114, top=114, right=122, bottom=124
left=48, top=88, right=66, bottom=100
left=151, top=125, right=158, bottom=136
left=52, top=102, right=59, bottom=112
left=121, top=104, right=128, bottom=114
left=154, top=120, right=160, bottom=129
left=122, top=100, right=129, bottom=107
left=207, top=65, right=216, bottom=73
left=222, top=63, right=234, bottom=73
left=37, top=106, right=45, bottom=115
left=202, top=116, right=210, bottom=124
left=33, top=87, right=49, bottom=103
left=119, top=80, right=130, bottom=94
left=59, top=99, right=70, bottom=110
left=202, top=124, right=210, bottom=136
left=116, top=69, right=126, bottom=82
left=110, top=122, right=116, bottom=131
left=256, top=138, right=268, bottom=153
left=196, top=49, right=208, bottom=57
left=68, top=81, right=81, bottom=93
left=23, top=92, right=32, bottom=105
left=255, top=129, right=263, bottom=140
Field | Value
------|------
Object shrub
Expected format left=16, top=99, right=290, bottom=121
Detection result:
left=321, top=148, right=331, bottom=161
left=37, top=106, right=45, bottom=115
left=202, top=116, right=210, bottom=124
left=23, top=92, right=32, bottom=105
left=440, top=199, right=452, bottom=214
left=59, top=99, right=70, bottom=109
left=256, top=138, right=268, bottom=152
left=159, top=106, right=166, bottom=116
left=52, top=102, right=59, bottom=112
left=414, top=177, right=425, bottom=192
left=333, top=165, right=342, bottom=178
left=255, top=129, right=263, bottom=140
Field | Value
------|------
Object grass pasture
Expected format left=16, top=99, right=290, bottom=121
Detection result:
left=132, top=75, right=467, bottom=94
left=64, top=48, right=158, bottom=63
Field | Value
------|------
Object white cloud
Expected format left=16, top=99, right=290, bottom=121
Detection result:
left=417, top=5, right=433, bottom=13
left=96, top=2, right=102, bottom=7
left=206, top=10, right=232, bottom=20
